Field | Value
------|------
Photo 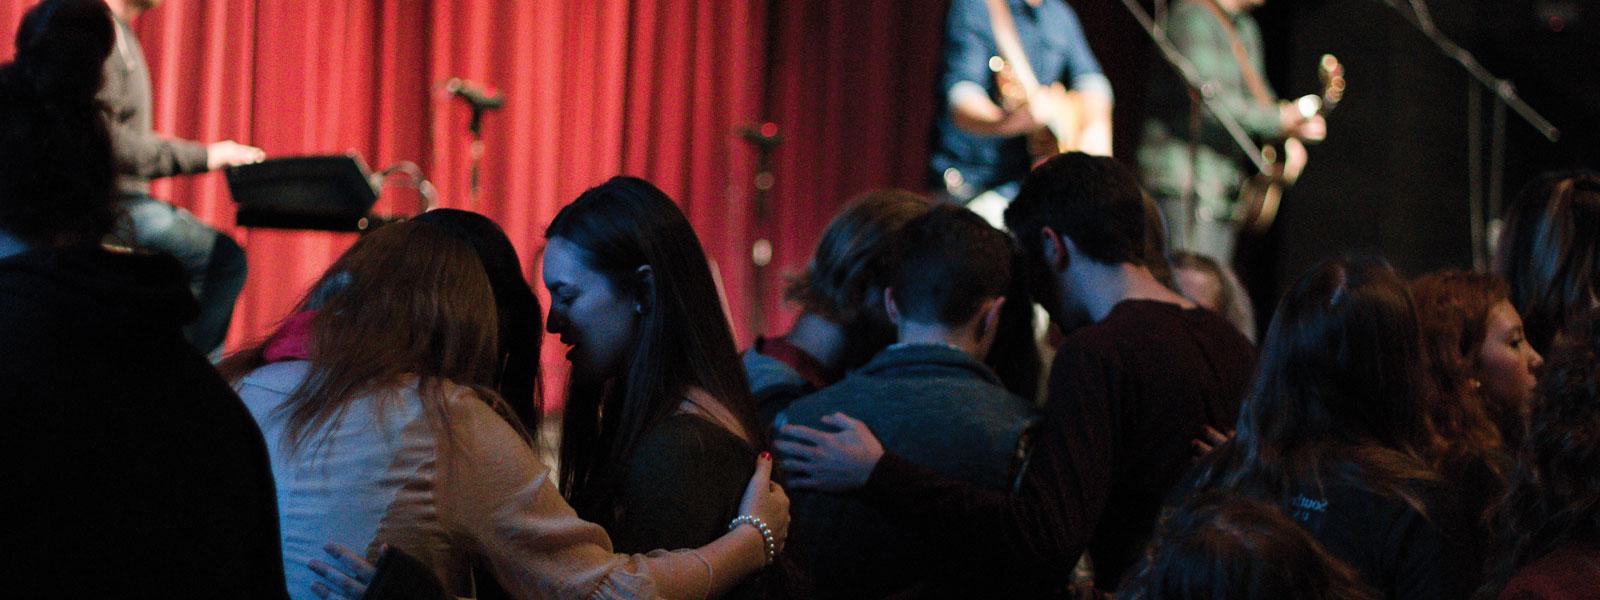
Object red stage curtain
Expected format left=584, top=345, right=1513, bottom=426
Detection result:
left=758, top=0, right=949, bottom=335
left=0, top=1, right=768, bottom=409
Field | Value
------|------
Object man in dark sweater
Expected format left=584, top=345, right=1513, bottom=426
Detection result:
left=102, top=0, right=266, bottom=355
left=778, top=206, right=1038, bottom=599
left=780, top=153, right=1256, bottom=594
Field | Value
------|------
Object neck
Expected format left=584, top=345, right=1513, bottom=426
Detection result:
left=896, top=322, right=983, bottom=358
left=783, top=312, right=848, bottom=371
left=1076, top=262, right=1195, bottom=322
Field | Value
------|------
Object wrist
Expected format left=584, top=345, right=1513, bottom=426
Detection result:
left=728, top=515, right=776, bottom=566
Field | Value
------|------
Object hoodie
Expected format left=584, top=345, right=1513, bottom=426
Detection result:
left=0, top=244, right=289, bottom=599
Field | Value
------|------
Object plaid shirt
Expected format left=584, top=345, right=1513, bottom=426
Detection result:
left=1137, top=0, right=1282, bottom=220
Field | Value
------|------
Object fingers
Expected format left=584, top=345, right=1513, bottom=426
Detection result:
left=323, top=543, right=375, bottom=581
left=774, top=439, right=822, bottom=463
left=820, top=412, right=868, bottom=433
left=744, top=451, right=773, bottom=496
left=779, top=423, right=834, bottom=446
left=310, top=582, right=335, bottom=599
left=308, top=558, right=364, bottom=599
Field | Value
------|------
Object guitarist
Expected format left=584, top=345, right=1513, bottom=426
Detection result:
left=1136, top=0, right=1324, bottom=264
left=931, top=0, right=1114, bottom=228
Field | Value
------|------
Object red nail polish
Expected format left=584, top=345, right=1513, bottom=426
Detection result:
left=760, top=451, right=771, bottom=460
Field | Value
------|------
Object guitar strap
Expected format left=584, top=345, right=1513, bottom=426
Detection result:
left=1198, top=0, right=1273, bottom=106
left=985, top=0, right=1040, bottom=90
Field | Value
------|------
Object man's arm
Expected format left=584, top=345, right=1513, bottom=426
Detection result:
left=942, top=0, right=1048, bottom=138
left=98, top=37, right=262, bottom=180
left=780, top=344, right=1118, bottom=583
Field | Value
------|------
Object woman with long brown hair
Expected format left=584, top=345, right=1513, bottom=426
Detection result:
left=1184, top=256, right=1467, bottom=599
left=224, top=220, right=787, bottom=600
left=543, top=177, right=783, bottom=596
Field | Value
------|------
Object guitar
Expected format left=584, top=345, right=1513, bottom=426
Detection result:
left=982, top=0, right=1107, bottom=163
left=1236, top=54, right=1345, bottom=233
left=990, top=55, right=1087, bottom=161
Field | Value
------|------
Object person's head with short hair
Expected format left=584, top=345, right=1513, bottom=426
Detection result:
left=1494, top=170, right=1600, bottom=355
left=1122, top=490, right=1378, bottom=600
left=1483, top=308, right=1600, bottom=598
left=883, top=204, right=1013, bottom=359
left=1172, top=251, right=1257, bottom=342
left=0, top=0, right=116, bottom=247
left=1005, top=152, right=1163, bottom=325
left=784, top=189, right=933, bottom=366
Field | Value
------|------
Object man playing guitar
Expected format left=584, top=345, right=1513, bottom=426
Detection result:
left=1136, top=0, right=1327, bottom=264
left=931, top=0, right=1115, bottom=228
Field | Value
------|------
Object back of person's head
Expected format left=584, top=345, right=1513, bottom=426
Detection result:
left=219, top=221, right=503, bottom=453
left=886, top=205, right=1012, bottom=327
left=787, top=189, right=932, bottom=323
left=0, top=0, right=115, bottom=245
left=1006, top=152, right=1152, bottom=269
left=1494, top=170, right=1600, bottom=354
left=544, top=176, right=760, bottom=516
left=1482, top=308, right=1600, bottom=598
left=1409, top=270, right=1513, bottom=471
left=414, top=209, right=543, bottom=433
left=1172, top=251, right=1257, bottom=342
left=1203, top=256, right=1434, bottom=506
left=1122, top=491, right=1378, bottom=600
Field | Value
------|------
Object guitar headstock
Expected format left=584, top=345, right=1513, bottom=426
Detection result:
left=1318, top=54, right=1346, bottom=110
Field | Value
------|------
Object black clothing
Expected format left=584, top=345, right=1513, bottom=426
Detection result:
left=0, top=244, right=288, bottom=598
left=781, top=344, right=1038, bottom=599
left=863, top=300, right=1257, bottom=592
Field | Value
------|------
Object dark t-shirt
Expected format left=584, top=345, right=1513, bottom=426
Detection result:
left=864, top=300, right=1256, bottom=592
left=1287, top=481, right=1465, bottom=600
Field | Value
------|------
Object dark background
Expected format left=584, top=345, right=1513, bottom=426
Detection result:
left=1063, top=0, right=1599, bottom=321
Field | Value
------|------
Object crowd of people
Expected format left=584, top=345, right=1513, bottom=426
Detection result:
left=3, top=1, right=1599, bottom=600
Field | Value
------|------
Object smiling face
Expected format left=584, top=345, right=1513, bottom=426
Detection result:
left=1475, top=299, right=1545, bottom=416
left=542, top=237, right=639, bottom=382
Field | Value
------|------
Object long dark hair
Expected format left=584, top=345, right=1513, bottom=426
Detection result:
left=1191, top=257, right=1437, bottom=514
left=1479, top=309, right=1600, bottom=598
left=219, top=221, right=513, bottom=454
left=415, top=209, right=543, bottom=435
left=546, top=176, right=762, bottom=523
left=1494, top=170, right=1600, bottom=354
left=0, top=0, right=116, bottom=245
left=1122, top=491, right=1379, bottom=600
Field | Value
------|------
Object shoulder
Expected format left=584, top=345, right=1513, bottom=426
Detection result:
left=744, top=349, right=809, bottom=392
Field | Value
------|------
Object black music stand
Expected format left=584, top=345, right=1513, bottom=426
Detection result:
left=225, top=155, right=384, bottom=232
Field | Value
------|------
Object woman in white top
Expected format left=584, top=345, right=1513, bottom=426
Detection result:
left=220, top=221, right=787, bottom=599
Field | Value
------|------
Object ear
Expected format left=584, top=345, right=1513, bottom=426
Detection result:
left=1040, top=226, right=1070, bottom=273
left=977, top=296, right=1006, bottom=351
left=633, top=265, right=654, bottom=314
left=883, top=287, right=902, bottom=326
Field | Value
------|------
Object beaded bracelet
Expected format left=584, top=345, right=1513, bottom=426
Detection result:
left=727, top=514, right=777, bottom=566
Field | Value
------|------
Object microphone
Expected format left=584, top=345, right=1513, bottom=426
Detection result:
left=444, top=78, right=504, bottom=111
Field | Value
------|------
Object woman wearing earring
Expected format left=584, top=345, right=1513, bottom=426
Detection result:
left=543, top=177, right=782, bottom=597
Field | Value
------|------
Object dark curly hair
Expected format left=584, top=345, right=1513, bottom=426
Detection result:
left=1479, top=308, right=1600, bottom=598
left=0, top=0, right=117, bottom=245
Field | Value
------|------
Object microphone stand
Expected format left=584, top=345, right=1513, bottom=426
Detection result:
left=1114, top=0, right=1268, bottom=248
left=1371, top=0, right=1560, bottom=269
